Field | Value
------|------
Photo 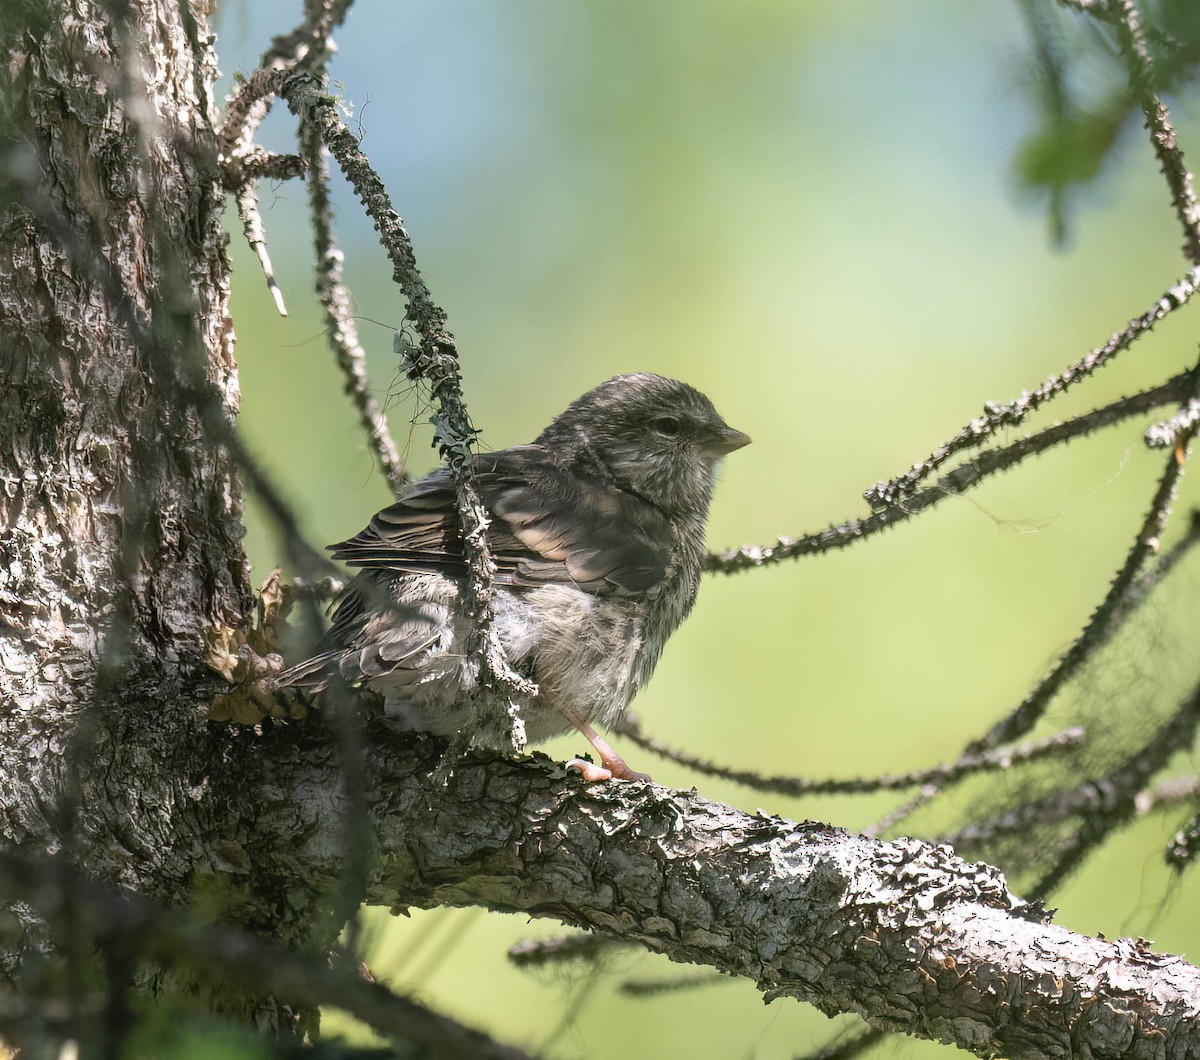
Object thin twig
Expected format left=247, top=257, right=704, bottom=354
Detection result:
left=218, top=0, right=353, bottom=315
left=706, top=367, right=1194, bottom=574
left=1136, top=774, right=1200, bottom=814
left=236, top=180, right=288, bottom=316
left=1111, top=0, right=1200, bottom=264
left=616, top=717, right=1085, bottom=797
left=238, top=149, right=307, bottom=183
left=1030, top=672, right=1200, bottom=899
left=946, top=775, right=1200, bottom=851
left=507, top=932, right=619, bottom=968
left=798, top=1026, right=886, bottom=1060
left=1058, top=0, right=1115, bottom=15
left=618, top=971, right=726, bottom=997
left=219, top=0, right=352, bottom=156
left=282, top=72, right=537, bottom=750
left=220, top=72, right=281, bottom=159
left=1146, top=398, right=1200, bottom=448
left=856, top=265, right=1200, bottom=509
left=971, top=430, right=1197, bottom=754
left=230, top=4, right=406, bottom=498
left=302, top=123, right=406, bottom=493
left=869, top=504, right=1200, bottom=837
left=1166, top=809, right=1200, bottom=869
left=865, top=791, right=932, bottom=840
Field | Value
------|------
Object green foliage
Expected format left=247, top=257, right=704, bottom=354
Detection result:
left=1016, top=0, right=1200, bottom=240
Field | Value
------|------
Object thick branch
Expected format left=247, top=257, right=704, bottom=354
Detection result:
left=227, top=731, right=1200, bottom=1059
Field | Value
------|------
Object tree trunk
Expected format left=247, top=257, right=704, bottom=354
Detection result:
left=1, top=0, right=258, bottom=991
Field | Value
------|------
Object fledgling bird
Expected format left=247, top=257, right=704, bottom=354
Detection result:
left=277, top=373, right=749, bottom=781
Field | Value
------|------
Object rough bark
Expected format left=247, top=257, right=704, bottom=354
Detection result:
left=0, top=0, right=254, bottom=976
left=196, top=731, right=1197, bottom=1060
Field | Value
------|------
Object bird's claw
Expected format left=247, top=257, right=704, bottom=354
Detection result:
left=566, top=757, right=614, bottom=783
left=565, top=756, right=651, bottom=783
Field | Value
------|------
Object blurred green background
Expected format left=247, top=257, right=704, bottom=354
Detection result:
left=214, top=2, right=1200, bottom=1056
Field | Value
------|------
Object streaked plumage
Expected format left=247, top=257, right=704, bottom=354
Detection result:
left=278, top=373, right=748, bottom=780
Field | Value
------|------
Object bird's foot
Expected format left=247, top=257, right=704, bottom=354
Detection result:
left=565, top=752, right=651, bottom=784
left=561, top=716, right=651, bottom=782
left=607, top=761, right=652, bottom=782
left=566, top=757, right=614, bottom=783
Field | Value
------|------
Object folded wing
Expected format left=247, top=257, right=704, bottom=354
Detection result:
left=330, top=447, right=673, bottom=595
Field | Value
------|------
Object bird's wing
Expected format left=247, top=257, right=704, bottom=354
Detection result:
left=275, top=568, right=447, bottom=690
left=330, top=447, right=673, bottom=594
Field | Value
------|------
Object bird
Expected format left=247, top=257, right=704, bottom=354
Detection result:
left=277, top=373, right=749, bottom=781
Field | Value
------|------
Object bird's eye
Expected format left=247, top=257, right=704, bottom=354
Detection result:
left=652, top=416, right=682, bottom=437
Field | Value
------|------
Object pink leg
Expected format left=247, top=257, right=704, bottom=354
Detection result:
left=565, top=718, right=651, bottom=783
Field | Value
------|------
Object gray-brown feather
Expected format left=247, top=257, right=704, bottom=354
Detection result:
left=276, top=373, right=745, bottom=747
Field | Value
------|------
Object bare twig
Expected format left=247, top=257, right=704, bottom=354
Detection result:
left=218, top=0, right=354, bottom=315
left=230, top=0, right=406, bottom=494
left=856, top=265, right=1200, bottom=509
left=1136, top=774, right=1200, bottom=815
left=947, top=775, right=1200, bottom=851
left=1167, top=809, right=1200, bottom=869
left=240, top=149, right=307, bottom=183
left=616, top=716, right=1085, bottom=797
left=281, top=72, right=537, bottom=751
left=1058, top=0, right=1115, bottom=17
left=302, top=124, right=406, bottom=493
left=971, top=428, right=1197, bottom=755
left=235, top=180, right=288, bottom=316
left=221, top=71, right=282, bottom=159
left=1146, top=398, right=1200, bottom=448
left=706, top=367, right=1194, bottom=573
left=799, top=1027, right=886, bottom=1060
left=870, top=504, right=1200, bottom=837
left=219, top=0, right=352, bottom=156
left=1111, top=0, right=1200, bottom=264
left=508, top=932, right=619, bottom=968
left=618, top=971, right=726, bottom=997
left=221, top=146, right=307, bottom=188
left=1030, top=673, right=1200, bottom=899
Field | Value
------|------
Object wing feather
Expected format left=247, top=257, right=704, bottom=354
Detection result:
left=329, top=447, right=672, bottom=595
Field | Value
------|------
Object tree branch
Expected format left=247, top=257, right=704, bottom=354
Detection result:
left=225, top=731, right=1200, bottom=1059
left=616, top=715, right=1085, bottom=797
left=302, top=123, right=407, bottom=495
left=706, top=366, right=1193, bottom=573
left=862, top=266, right=1200, bottom=506
left=1110, top=0, right=1200, bottom=264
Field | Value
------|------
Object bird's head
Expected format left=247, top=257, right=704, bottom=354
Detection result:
left=535, top=373, right=750, bottom=518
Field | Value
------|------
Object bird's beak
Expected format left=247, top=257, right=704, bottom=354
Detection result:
left=704, top=425, right=752, bottom=457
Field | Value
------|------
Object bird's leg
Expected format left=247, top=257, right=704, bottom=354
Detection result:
left=564, top=717, right=651, bottom=783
